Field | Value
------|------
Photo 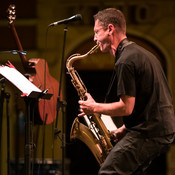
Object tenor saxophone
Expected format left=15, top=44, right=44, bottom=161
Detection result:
left=66, top=45, right=114, bottom=165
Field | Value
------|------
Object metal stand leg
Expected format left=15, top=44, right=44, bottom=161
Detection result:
left=24, top=98, right=33, bottom=175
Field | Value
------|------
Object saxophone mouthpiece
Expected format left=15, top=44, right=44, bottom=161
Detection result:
left=89, top=44, right=99, bottom=55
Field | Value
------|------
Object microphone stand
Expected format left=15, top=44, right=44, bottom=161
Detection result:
left=54, top=24, right=67, bottom=175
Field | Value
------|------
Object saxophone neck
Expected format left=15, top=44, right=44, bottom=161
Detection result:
left=66, top=45, right=99, bottom=70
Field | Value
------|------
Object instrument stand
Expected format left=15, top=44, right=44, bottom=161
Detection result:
left=0, top=78, right=5, bottom=175
left=6, top=92, right=11, bottom=175
left=23, top=91, right=52, bottom=175
left=54, top=24, right=68, bottom=175
left=0, top=78, right=11, bottom=175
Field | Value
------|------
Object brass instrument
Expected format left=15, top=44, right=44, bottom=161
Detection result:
left=66, top=45, right=114, bottom=165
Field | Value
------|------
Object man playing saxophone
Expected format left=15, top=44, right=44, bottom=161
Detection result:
left=78, top=8, right=175, bottom=174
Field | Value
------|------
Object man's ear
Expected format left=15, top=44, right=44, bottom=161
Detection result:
left=108, top=24, right=114, bottom=35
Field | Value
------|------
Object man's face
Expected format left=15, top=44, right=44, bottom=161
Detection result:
left=94, top=19, right=111, bottom=53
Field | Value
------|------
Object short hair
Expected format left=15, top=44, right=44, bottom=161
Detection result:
left=93, top=8, right=126, bottom=34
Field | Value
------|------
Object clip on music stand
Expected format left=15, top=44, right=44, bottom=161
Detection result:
left=0, top=64, right=52, bottom=175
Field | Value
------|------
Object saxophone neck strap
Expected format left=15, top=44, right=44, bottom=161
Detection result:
left=115, top=38, right=134, bottom=62
left=104, top=39, right=134, bottom=103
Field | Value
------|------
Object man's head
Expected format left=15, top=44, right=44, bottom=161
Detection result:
left=93, top=8, right=126, bottom=35
left=93, top=8, right=127, bottom=55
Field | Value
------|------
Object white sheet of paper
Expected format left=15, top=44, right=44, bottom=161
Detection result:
left=0, top=65, right=41, bottom=96
left=101, top=114, right=117, bottom=131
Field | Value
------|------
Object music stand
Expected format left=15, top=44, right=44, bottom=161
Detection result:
left=0, top=64, right=53, bottom=175
left=24, top=91, right=52, bottom=175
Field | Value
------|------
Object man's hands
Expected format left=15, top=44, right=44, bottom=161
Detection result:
left=111, top=125, right=126, bottom=141
left=78, top=93, right=96, bottom=117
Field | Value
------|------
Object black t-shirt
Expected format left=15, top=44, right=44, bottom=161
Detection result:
left=106, top=39, right=175, bottom=137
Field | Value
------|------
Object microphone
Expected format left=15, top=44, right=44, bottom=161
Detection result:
left=48, top=14, right=82, bottom=27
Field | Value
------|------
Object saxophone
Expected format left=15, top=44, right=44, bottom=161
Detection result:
left=66, top=45, right=114, bottom=165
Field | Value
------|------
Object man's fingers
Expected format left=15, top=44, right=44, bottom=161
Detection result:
left=78, top=112, right=85, bottom=117
left=78, top=100, right=84, bottom=105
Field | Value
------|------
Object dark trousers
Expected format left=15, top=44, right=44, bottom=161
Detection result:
left=98, top=131, right=174, bottom=175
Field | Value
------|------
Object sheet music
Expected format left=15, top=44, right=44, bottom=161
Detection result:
left=0, top=65, right=41, bottom=96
